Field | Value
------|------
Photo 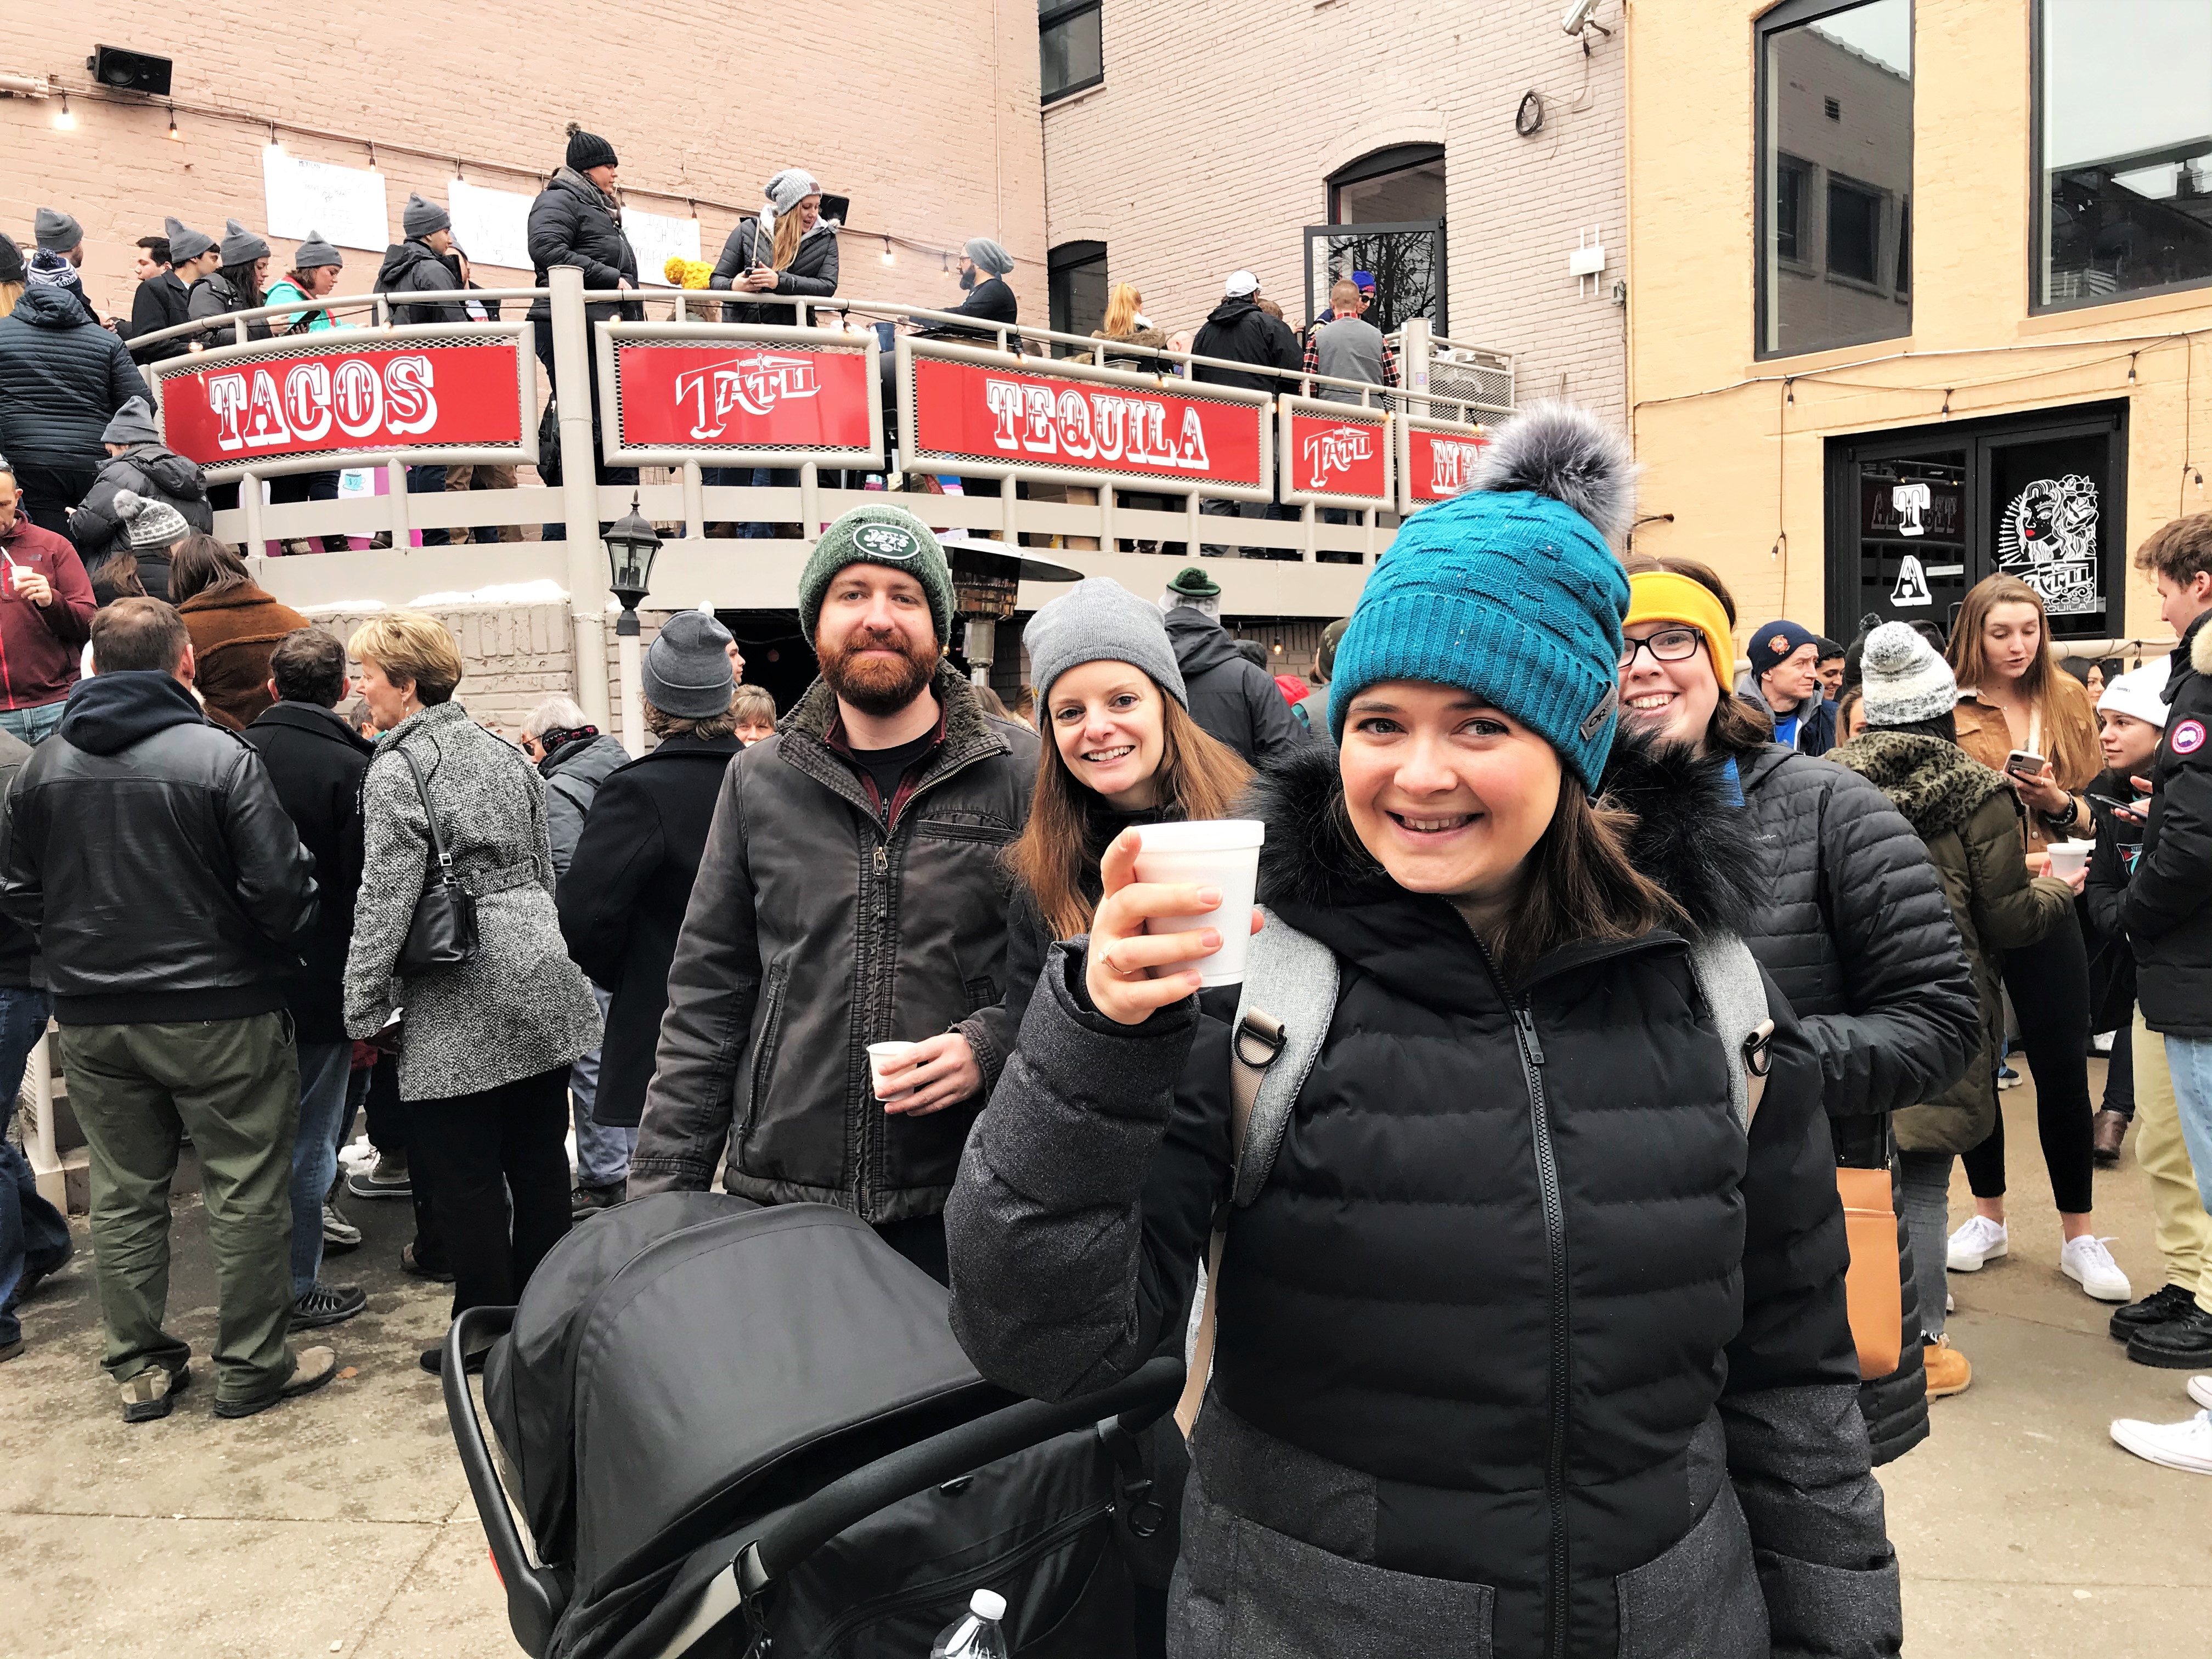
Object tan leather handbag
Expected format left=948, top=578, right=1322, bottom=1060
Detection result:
left=1836, top=1166, right=1904, bottom=1379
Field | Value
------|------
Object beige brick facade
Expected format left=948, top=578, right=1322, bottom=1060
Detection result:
left=3, top=4, right=1048, bottom=325
left=1039, top=0, right=1627, bottom=416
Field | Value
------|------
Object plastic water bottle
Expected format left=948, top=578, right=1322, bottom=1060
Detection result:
left=929, top=1589, right=1009, bottom=1659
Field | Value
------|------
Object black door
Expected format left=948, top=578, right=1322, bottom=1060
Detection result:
left=1825, top=400, right=2127, bottom=643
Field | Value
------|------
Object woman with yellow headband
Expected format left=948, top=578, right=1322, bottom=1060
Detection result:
left=1614, top=555, right=1981, bottom=1460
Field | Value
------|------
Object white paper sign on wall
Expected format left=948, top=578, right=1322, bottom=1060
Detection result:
left=262, top=150, right=390, bottom=254
left=447, top=179, right=535, bottom=275
left=624, top=207, right=702, bottom=288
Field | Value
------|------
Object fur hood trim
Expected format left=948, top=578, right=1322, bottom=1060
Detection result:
left=2194, top=617, right=2212, bottom=676
left=1827, top=730, right=2012, bottom=839
left=1248, top=726, right=1762, bottom=939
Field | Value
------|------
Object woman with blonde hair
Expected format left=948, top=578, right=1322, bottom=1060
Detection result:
left=709, top=168, right=839, bottom=327
left=342, top=613, right=601, bottom=1374
left=1087, top=281, right=1171, bottom=372
left=1940, top=574, right=2126, bottom=1301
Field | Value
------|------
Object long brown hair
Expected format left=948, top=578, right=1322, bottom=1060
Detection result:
left=1483, top=776, right=1688, bottom=981
left=167, top=534, right=251, bottom=605
left=1013, top=690, right=1251, bottom=940
left=1101, top=283, right=1143, bottom=339
left=1618, top=552, right=1776, bottom=757
left=1945, top=574, right=2100, bottom=781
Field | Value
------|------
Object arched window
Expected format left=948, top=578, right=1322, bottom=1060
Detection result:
left=1329, top=145, right=1446, bottom=225
left=1308, top=146, right=1447, bottom=334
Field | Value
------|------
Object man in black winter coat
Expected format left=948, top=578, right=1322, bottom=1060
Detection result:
left=375, top=194, right=470, bottom=543
left=242, top=629, right=374, bottom=1333
left=527, top=128, right=641, bottom=516
left=66, top=397, right=214, bottom=563
left=1156, top=567, right=1304, bottom=765
left=0, top=287, right=146, bottom=536
left=126, top=220, right=219, bottom=365
left=0, top=599, right=330, bottom=1422
left=1191, top=272, right=1302, bottom=551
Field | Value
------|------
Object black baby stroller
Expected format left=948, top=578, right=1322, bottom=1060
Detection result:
left=443, top=1194, right=1181, bottom=1659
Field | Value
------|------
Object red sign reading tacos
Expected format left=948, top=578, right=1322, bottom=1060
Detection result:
left=1283, top=408, right=1390, bottom=498
left=1404, top=425, right=1489, bottom=504
left=158, top=340, right=524, bottom=465
left=910, top=356, right=1266, bottom=487
left=614, top=342, right=874, bottom=449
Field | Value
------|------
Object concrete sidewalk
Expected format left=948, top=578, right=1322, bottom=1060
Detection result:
left=3, top=1071, right=2208, bottom=1657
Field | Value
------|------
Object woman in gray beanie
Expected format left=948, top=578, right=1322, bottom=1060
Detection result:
left=997, top=577, right=1249, bottom=1029
left=1826, top=621, right=2078, bottom=1401
left=263, top=232, right=349, bottom=549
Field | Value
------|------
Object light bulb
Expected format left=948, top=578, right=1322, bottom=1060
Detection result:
left=53, top=95, right=75, bottom=131
left=882, top=236, right=894, bottom=266
left=167, top=108, right=181, bottom=141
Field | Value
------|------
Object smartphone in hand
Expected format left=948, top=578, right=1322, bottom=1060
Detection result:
left=2004, top=749, right=2050, bottom=780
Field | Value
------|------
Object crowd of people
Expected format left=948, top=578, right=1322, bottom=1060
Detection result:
left=7, top=387, right=2212, bottom=1654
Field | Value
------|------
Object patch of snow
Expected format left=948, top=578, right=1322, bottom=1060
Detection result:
left=407, top=578, right=571, bottom=607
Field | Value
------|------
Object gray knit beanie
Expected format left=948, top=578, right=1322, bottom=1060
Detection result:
left=964, top=237, right=1014, bottom=276
left=220, top=218, right=270, bottom=266
left=35, top=207, right=82, bottom=253
left=291, top=229, right=343, bottom=270
left=1024, top=578, right=1189, bottom=710
left=642, top=610, right=737, bottom=718
left=103, top=398, right=161, bottom=447
left=1858, top=621, right=1959, bottom=728
left=165, top=216, right=216, bottom=266
left=115, top=489, right=193, bottom=550
left=403, top=194, right=450, bottom=239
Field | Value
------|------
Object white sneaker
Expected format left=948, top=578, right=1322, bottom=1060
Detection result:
left=2188, top=1375, right=2212, bottom=1411
left=2110, top=1409, right=2212, bottom=1474
left=1946, top=1290, right=1955, bottom=1313
left=2060, top=1234, right=2132, bottom=1302
left=1948, top=1215, right=2009, bottom=1272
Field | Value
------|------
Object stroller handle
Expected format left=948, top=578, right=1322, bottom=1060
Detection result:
left=735, top=1352, right=1184, bottom=1599
left=445, top=1305, right=565, bottom=1658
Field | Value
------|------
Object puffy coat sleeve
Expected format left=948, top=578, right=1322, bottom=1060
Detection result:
left=1722, top=986, right=1904, bottom=1659
left=103, top=330, right=145, bottom=416
left=1803, top=768, right=1979, bottom=1119
left=629, top=756, right=762, bottom=1195
left=775, top=235, right=839, bottom=300
left=708, top=221, right=757, bottom=291
left=946, top=938, right=1226, bottom=1403
left=1963, top=793, right=2071, bottom=952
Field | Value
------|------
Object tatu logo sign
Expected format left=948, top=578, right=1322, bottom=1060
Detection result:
left=159, top=341, right=523, bottom=465
left=1299, top=424, right=1377, bottom=489
left=615, top=343, right=873, bottom=450
left=1282, top=406, right=1388, bottom=499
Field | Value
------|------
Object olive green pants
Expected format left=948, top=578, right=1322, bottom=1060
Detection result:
left=58, top=1013, right=302, bottom=1405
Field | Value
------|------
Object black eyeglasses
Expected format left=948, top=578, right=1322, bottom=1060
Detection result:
left=1619, top=628, right=1703, bottom=670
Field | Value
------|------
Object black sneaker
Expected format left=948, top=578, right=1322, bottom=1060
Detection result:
left=2110, top=1282, right=2198, bottom=1342
left=2128, top=1306, right=2212, bottom=1369
left=419, top=1344, right=487, bottom=1377
left=400, top=1243, right=455, bottom=1284
left=347, top=1152, right=412, bottom=1201
left=572, top=1180, right=627, bottom=1216
left=289, top=1283, right=368, bottom=1330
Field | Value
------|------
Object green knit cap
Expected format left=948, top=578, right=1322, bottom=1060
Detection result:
left=797, top=504, right=957, bottom=644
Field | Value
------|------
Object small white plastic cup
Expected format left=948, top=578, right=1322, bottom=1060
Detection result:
left=2046, top=840, right=2093, bottom=879
left=1131, top=819, right=1266, bottom=987
left=868, top=1040, right=920, bottom=1103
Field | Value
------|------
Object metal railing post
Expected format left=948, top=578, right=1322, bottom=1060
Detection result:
left=550, top=268, right=612, bottom=726
left=385, top=459, right=411, bottom=547
left=799, top=461, right=821, bottom=548
left=682, top=460, right=706, bottom=541
left=240, top=471, right=265, bottom=556
left=1401, top=318, right=1431, bottom=416
left=616, top=619, right=645, bottom=757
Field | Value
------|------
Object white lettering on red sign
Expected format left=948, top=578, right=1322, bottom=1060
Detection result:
left=204, top=357, right=439, bottom=452
left=1301, top=425, right=1376, bottom=489
left=1429, top=438, right=1485, bottom=497
left=673, top=353, right=823, bottom=437
left=983, top=379, right=1212, bottom=471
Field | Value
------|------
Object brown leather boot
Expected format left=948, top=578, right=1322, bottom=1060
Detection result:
left=2094, top=1109, right=2129, bottom=1167
left=1923, top=1336, right=1972, bottom=1398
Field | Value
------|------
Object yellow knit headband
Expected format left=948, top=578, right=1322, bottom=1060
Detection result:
left=1624, top=572, right=1737, bottom=684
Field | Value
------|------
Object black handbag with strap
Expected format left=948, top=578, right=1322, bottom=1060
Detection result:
left=394, top=744, right=479, bottom=974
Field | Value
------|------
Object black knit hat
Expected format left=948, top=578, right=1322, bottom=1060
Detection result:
left=565, top=122, right=618, bottom=171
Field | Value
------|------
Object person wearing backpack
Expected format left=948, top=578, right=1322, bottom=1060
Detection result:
left=946, top=405, right=1899, bottom=1659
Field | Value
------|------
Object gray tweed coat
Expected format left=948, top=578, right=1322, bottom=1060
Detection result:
left=344, top=701, right=602, bottom=1099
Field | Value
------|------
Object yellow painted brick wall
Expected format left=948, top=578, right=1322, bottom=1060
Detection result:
left=1626, top=0, right=2212, bottom=647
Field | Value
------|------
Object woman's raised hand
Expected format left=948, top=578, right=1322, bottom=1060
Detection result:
left=1083, top=829, right=1261, bottom=1026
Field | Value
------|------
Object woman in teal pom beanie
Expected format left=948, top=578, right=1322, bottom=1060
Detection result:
left=947, top=402, right=1901, bottom=1659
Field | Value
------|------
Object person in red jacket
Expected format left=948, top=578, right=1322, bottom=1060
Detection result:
left=0, top=467, right=97, bottom=746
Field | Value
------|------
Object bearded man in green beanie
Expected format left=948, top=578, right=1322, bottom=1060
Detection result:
left=629, top=504, right=1039, bottom=1282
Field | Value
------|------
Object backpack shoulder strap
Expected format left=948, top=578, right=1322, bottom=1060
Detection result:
left=1683, top=932, right=1777, bottom=1131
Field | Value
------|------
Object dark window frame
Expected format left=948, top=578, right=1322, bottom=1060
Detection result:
left=1040, top=0, right=1103, bottom=104
left=1824, top=171, right=1887, bottom=286
left=1775, top=153, right=1813, bottom=265
left=1754, top=0, right=1915, bottom=361
left=1047, top=239, right=1108, bottom=355
left=1327, top=144, right=1447, bottom=225
left=2029, top=0, right=2212, bottom=314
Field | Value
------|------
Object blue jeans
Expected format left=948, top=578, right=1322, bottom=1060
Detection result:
left=407, top=465, right=450, bottom=546
left=0, top=987, right=67, bottom=1347
left=0, top=702, right=68, bottom=747
left=569, top=985, right=634, bottom=1189
left=289, top=1041, right=353, bottom=1299
left=2160, top=1035, right=2212, bottom=1213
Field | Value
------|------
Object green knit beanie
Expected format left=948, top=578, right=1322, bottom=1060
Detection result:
left=798, top=504, right=957, bottom=644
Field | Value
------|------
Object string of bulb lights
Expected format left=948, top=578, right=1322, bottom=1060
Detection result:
left=27, top=75, right=1013, bottom=270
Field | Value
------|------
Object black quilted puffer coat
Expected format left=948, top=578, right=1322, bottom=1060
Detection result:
left=948, top=739, right=1901, bottom=1659
left=1729, top=741, right=1979, bottom=1465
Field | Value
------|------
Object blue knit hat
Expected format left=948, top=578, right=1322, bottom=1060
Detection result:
left=1328, top=402, right=1638, bottom=789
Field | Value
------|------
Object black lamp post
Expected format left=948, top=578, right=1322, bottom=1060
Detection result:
left=603, top=491, right=662, bottom=637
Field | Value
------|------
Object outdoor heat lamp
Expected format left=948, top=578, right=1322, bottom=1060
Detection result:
left=603, top=494, right=662, bottom=633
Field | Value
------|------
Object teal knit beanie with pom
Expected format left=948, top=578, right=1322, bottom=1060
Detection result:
left=1327, top=402, right=1638, bottom=789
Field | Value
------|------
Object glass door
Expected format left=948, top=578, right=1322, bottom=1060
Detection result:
left=1302, top=222, right=1446, bottom=335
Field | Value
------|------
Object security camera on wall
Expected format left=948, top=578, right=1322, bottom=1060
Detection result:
left=1561, top=0, right=1604, bottom=36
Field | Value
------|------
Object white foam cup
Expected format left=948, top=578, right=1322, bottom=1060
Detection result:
left=1131, top=819, right=1267, bottom=987
left=868, top=1041, right=920, bottom=1103
left=2046, top=840, right=2093, bottom=878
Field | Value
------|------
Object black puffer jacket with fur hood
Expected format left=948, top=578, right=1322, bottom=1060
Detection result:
left=947, top=737, right=1900, bottom=1659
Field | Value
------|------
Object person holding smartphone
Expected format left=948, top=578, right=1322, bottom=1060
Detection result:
left=1942, top=575, right=2124, bottom=1302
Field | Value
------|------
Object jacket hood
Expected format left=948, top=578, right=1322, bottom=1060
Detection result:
left=2186, top=607, right=2212, bottom=683
left=59, top=672, right=207, bottom=755
left=543, top=732, right=631, bottom=788
left=119, top=446, right=208, bottom=501
left=1163, top=608, right=1242, bottom=677
left=1825, top=730, right=2011, bottom=839
left=551, top=167, right=619, bottom=213
left=1250, top=725, right=1765, bottom=943
left=1205, top=297, right=1260, bottom=328
left=375, top=241, right=456, bottom=288
left=8, top=286, right=92, bottom=329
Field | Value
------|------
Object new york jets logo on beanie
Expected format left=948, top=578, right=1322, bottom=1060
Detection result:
left=797, top=504, right=957, bottom=644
